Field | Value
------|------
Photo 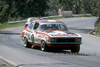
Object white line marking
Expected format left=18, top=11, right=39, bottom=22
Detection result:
left=0, top=56, right=17, bottom=67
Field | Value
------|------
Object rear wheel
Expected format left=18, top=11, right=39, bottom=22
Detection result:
left=24, top=37, right=31, bottom=48
left=71, top=45, right=80, bottom=53
left=41, top=41, right=48, bottom=51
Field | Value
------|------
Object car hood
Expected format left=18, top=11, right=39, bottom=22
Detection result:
left=42, top=30, right=81, bottom=38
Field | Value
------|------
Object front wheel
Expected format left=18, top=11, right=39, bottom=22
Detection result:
left=41, top=41, right=48, bottom=51
left=71, top=45, right=80, bottom=53
left=24, top=37, right=31, bottom=48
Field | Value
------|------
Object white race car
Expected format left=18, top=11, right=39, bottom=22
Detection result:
left=21, top=20, right=82, bottom=53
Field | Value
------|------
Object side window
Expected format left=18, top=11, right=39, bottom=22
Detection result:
left=34, top=23, right=39, bottom=30
left=28, top=24, right=34, bottom=30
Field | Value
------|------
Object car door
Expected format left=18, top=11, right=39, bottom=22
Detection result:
left=33, top=22, right=41, bottom=43
left=26, top=23, right=34, bottom=42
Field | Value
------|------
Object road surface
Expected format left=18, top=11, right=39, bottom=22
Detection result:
left=0, top=17, right=100, bottom=67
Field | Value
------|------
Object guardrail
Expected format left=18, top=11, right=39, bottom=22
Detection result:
left=73, top=14, right=92, bottom=17
left=8, top=20, right=27, bottom=24
left=8, top=14, right=92, bottom=24
left=8, top=15, right=61, bottom=24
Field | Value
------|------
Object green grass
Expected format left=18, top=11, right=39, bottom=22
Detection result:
left=47, top=17, right=66, bottom=20
left=0, top=22, right=25, bottom=30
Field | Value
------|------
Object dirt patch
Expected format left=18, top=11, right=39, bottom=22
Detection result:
left=90, top=18, right=100, bottom=37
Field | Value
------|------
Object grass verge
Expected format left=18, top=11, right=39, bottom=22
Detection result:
left=94, top=18, right=100, bottom=37
left=0, top=22, right=25, bottom=30
left=90, top=18, right=100, bottom=37
left=47, top=17, right=66, bottom=20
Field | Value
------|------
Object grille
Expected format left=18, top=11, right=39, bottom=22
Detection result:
left=56, top=38, right=76, bottom=42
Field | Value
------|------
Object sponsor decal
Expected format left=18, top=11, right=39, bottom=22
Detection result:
left=35, top=38, right=38, bottom=41
left=51, top=33, right=77, bottom=36
left=38, top=34, right=42, bottom=37
left=47, top=31, right=78, bottom=36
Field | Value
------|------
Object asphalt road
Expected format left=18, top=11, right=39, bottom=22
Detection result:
left=0, top=17, right=100, bottom=67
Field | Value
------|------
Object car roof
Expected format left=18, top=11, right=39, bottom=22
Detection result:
left=33, top=20, right=63, bottom=23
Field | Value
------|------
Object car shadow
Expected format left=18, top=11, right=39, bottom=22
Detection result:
left=45, top=50, right=94, bottom=56
left=30, top=47, right=95, bottom=56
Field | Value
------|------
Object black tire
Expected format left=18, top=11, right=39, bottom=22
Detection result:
left=71, top=45, right=80, bottom=53
left=24, top=37, right=31, bottom=48
left=41, top=41, right=48, bottom=51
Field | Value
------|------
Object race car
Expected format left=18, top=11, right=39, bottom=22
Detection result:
left=21, top=20, right=82, bottom=53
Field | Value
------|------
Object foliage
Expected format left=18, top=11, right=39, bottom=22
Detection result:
left=59, top=0, right=75, bottom=11
left=0, top=0, right=9, bottom=23
left=46, top=0, right=59, bottom=15
left=0, top=0, right=48, bottom=23
left=46, top=0, right=99, bottom=14
left=0, top=0, right=100, bottom=23
left=58, top=0, right=98, bottom=14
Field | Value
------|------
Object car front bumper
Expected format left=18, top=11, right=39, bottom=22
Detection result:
left=46, top=42, right=82, bottom=47
left=47, top=42, right=82, bottom=45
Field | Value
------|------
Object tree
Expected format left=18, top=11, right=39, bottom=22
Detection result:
left=0, top=0, right=9, bottom=23
left=97, top=0, right=100, bottom=18
left=0, top=0, right=100, bottom=23
left=14, top=0, right=48, bottom=17
left=46, top=0, right=59, bottom=15
left=0, top=0, right=48, bottom=23
left=81, top=0, right=98, bottom=14
left=58, top=0, right=75, bottom=11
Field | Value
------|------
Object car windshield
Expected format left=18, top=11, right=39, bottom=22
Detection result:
left=40, top=22, right=68, bottom=31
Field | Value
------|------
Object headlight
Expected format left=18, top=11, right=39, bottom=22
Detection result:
left=51, top=38, right=55, bottom=42
left=76, top=38, right=81, bottom=42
